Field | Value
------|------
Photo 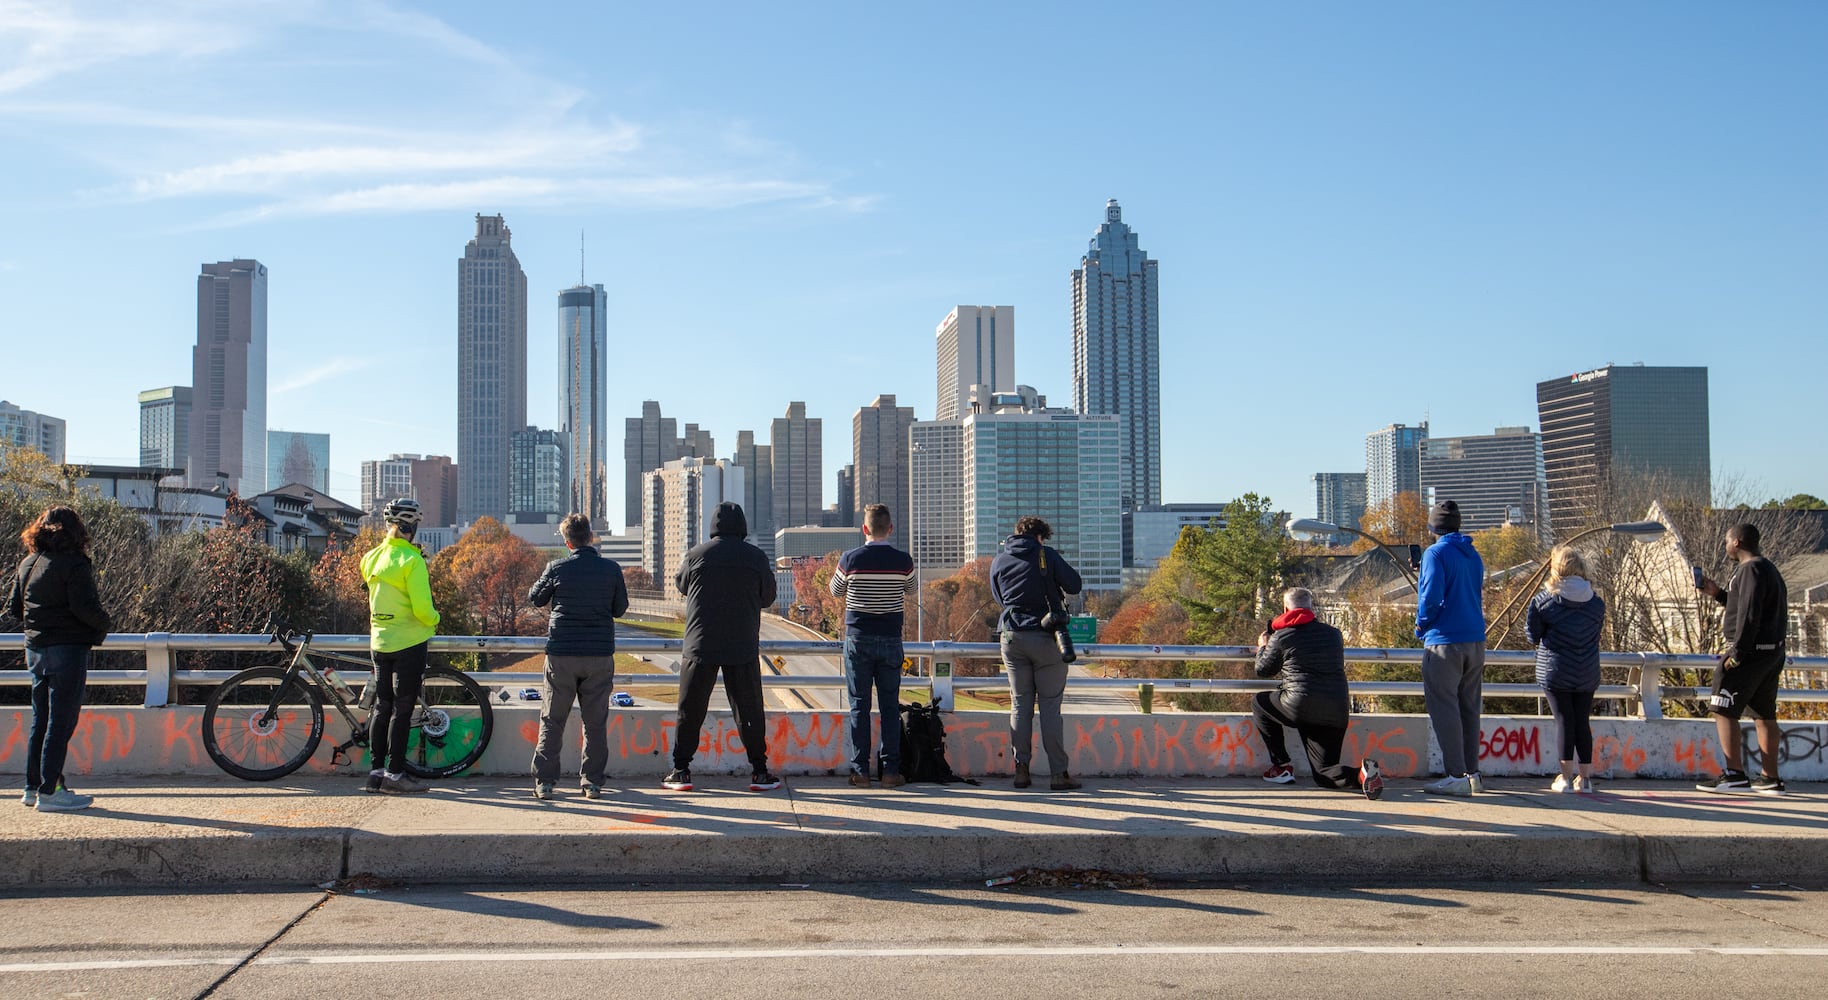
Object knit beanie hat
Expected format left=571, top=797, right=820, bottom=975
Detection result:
left=1428, top=499, right=1462, bottom=535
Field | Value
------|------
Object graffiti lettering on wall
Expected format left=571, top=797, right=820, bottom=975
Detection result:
left=1592, top=732, right=1647, bottom=773
left=1743, top=725, right=1827, bottom=770
left=1672, top=738, right=1721, bottom=775
left=1343, top=724, right=1419, bottom=778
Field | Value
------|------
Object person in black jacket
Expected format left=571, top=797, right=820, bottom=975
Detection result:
left=1694, top=523, right=1790, bottom=795
left=1525, top=546, right=1606, bottom=794
left=4, top=506, right=110, bottom=813
left=526, top=513, right=629, bottom=800
left=665, top=502, right=780, bottom=792
left=988, top=516, right=1083, bottom=791
left=1253, top=588, right=1383, bottom=800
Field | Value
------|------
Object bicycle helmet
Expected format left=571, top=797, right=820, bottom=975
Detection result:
left=382, top=497, right=423, bottom=527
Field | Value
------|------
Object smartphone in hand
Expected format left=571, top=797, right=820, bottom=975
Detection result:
left=1691, top=565, right=1704, bottom=589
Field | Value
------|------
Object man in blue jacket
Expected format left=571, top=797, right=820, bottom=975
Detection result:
left=1415, top=499, right=1487, bottom=796
left=527, top=513, right=629, bottom=800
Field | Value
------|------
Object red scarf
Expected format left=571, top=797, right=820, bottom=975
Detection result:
left=1271, top=608, right=1316, bottom=630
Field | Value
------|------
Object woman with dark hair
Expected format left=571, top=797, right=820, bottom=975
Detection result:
left=4, top=505, right=111, bottom=812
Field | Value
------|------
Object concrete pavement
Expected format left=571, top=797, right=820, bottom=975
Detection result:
left=3, top=776, right=1824, bottom=889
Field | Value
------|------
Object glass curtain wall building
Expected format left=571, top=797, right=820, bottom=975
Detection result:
left=965, top=411, right=1123, bottom=590
left=1072, top=199, right=1161, bottom=512
left=138, top=387, right=191, bottom=470
left=1536, top=365, right=1710, bottom=534
left=266, top=431, right=330, bottom=493
left=457, top=215, right=528, bottom=524
left=558, top=283, right=608, bottom=527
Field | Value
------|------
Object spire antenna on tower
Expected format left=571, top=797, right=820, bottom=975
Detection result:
left=580, top=229, right=585, bottom=284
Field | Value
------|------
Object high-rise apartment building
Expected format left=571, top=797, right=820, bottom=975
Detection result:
left=935, top=306, right=1015, bottom=422
left=361, top=453, right=457, bottom=526
left=909, top=420, right=967, bottom=571
left=731, top=429, right=774, bottom=557
left=1072, top=199, right=1160, bottom=511
left=641, top=457, right=745, bottom=585
left=1419, top=427, right=1550, bottom=542
left=1365, top=422, right=1428, bottom=509
left=267, top=431, right=329, bottom=493
left=770, top=401, right=822, bottom=530
left=360, top=456, right=416, bottom=521
left=558, top=283, right=607, bottom=527
left=0, top=400, right=66, bottom=464
left=1313, top=472, right=1368, bottom=545
left=624, top=400, right=679, bottom=530
left=852, top=394, right=914, bottom=526
left=509, top=427, right=568, bottom=522
left=189, top=259, right=266, bottom=493
left=138, top=387, right=191, bottom=470
left=1536, top=365, right=1710, bottom=533
left=457, top=214, right=528, bottom=525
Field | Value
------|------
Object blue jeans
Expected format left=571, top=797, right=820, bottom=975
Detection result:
left=25, top=644, right=90, bottom=795
left=844, top=634, right=904, bottom=775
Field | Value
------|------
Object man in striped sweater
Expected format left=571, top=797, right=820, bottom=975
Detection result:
left=829, top=503, right=919, bottom=787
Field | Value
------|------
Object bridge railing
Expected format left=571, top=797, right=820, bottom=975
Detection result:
left=2, top=632, right=1824, bottom=718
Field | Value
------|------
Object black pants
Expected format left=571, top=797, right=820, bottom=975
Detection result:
left=25, top=644, right=89, bottom=795
left=673, top=656, right=769, bottom=772
left=1545, top=688, right=1595, bottom=764
left=370, top=641, right=428, bottom=774
left=1252, top=691, right=1360, bottom=790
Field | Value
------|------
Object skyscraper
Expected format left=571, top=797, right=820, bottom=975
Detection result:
left=0, top=400, right=65, bottom=464
left=360, top=455, right=416, bottom=521
left=731, top=429, right=774, bottom=557
left=266, top=430, right=330, bottom=493
left=138, top=387, right=191, bottom=470
left=189, top=259, right=266, bottom=493
left=965, top=398, right=1123, bottom=590
left=852, top=394, right=915, bottom=526
left=935, top=306, right=1015, bottom=422
left=642, top=457, right=745, bottom=584
left=1365, top=422, right=1428, bottom=509
left=1418, top=427, right=1550, bottom=541
left=360, top=454, right=456, bottom=527
left=457, top=214, right=528, bottom=525
left=558, top=283, right=607, bottom=526
left=1313, top=472, right=1368, bottom=540
left=1536, top=365, right=1710, bottom=533
left=1072, top=199, right=1160, bottom=511
left=909, top=420, right=967, bottom=571
left=509, top=427, right=568, bottom=522
left=770, top=401, right=822, bottom=530
left=624, top=400, right=678, bottom=530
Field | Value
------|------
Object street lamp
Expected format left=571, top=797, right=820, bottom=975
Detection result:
left=1485, top=519, right=1667, bottom=643
left=1286, top=518, right=1419, bottom=594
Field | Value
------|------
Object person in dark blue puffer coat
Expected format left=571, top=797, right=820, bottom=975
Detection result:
left=1526, top=546, right=1607, bottom=794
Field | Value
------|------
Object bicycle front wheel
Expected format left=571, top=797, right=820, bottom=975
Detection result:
left=202, top=666, right=325, bottom=781
left=400, top=666, right=494, bottom=779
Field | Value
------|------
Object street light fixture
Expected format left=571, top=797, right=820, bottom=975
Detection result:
left=1286, top=518, right=1419, bottom=594
left=1485, top=519, right=1667, bottom=643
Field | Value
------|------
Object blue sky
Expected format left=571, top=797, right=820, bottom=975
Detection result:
left=2, top=1, right=1823, bottom=530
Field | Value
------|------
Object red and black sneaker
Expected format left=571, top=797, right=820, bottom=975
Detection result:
left=661, top=768, right=694, bottom=791
left=1262, top=763, right=1296, bottom=785
left=1359, top=759, right=1385, bottom=801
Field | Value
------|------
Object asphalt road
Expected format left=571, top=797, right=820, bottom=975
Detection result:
left=4, top=881, right=1824, bottom=999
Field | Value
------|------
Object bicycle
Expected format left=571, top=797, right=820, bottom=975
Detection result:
left=201, top=621, right=494, bottom=782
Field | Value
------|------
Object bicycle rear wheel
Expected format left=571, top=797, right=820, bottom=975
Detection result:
left=400, top=666, right=493, bottom=778
left=202, top=666, right=325, bottom=781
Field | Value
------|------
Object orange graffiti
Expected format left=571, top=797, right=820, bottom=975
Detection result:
left=1673, top=739, right=1720, bottom=775
left=764, top=713, right=846, bottom=769
left=160, top=712, right=203, bottom=768
left=1192, top=720, right=1258, bottom=772
left=0, top=710, right=22, bottom=764
left=1344, top=724, right=1420, bottom=778
left=1592, top=732, right=1647, bottom=774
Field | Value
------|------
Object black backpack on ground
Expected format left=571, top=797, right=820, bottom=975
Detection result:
left=887, top=699, right=978, bottom=785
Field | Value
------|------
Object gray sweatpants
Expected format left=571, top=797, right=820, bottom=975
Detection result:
left=532, top=654, right=616, bottom=785
left=1422, top=641, right=1486, bottom=776
left=1002, top=630, right=1071, bottom=774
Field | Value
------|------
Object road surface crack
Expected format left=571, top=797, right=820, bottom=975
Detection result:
left=191, top=890, right=329, bottom=999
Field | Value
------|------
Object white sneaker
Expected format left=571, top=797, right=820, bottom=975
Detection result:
left=1551, top=774, right=1573, bottom=793
left=1425, top=776, right=1473, bottom=797
left=20, top=789, right=35, bottom=807
left=35, top=788, right=94, bottom=812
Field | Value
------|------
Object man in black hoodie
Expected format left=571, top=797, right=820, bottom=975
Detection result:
left=1694, top=522, right=1790, bottom=795
left=665, top=501, right=781, bottom=792
left=989, top=516, right=1083, bottom=791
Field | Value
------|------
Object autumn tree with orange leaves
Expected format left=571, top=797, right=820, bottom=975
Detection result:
left=431, top=517, right=544, bottom=636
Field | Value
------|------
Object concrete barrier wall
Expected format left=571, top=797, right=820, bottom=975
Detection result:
left=3, top=706, right=1825, bottom=781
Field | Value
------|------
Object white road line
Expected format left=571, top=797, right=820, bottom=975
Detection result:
left=8, top=944, right=1828, bottom=974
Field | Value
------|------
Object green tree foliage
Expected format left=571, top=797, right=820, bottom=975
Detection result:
left=1176, top=493, right=1288, bottom=646
left=1762, top=493, right=1827, bottom=510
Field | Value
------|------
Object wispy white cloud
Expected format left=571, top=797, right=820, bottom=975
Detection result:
left=273, top=356, right=371, bottom=394
left=0, top=0, right=255, bottom=94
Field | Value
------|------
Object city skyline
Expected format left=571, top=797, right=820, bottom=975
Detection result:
left=4, top=5, right=1823, bottom=522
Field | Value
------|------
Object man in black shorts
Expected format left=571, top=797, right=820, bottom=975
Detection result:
left=1694, top=523, right=1789, bottom=795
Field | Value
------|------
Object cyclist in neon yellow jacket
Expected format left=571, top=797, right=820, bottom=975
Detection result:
left=359, top=498, right=441, bottom=794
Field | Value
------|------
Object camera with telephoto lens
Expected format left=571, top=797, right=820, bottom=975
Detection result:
left=1040, top=610, right=1077, bottom=664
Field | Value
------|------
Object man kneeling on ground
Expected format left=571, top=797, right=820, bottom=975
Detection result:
left=1252, top=588, right=1384, bottom=800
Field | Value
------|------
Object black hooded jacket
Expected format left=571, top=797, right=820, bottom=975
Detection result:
left=6, top=551, right=111, bottom=649
left=674, top=502, right=777, bottom=663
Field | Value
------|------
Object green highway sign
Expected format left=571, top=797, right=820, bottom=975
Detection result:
left=1067, top=615, right=1098, bottom=644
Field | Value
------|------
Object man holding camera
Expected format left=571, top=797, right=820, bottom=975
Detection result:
left=989, top=516, right=1083, bottom=791
left=1253, top=588, right=1384, bottom=800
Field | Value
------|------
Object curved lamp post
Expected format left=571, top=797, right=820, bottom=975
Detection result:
left=1286, top=518, right=1419, bottom=594
left=1485, top=519, right=1667, bottom=643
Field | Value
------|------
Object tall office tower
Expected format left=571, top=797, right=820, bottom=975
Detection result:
left=1536, top=365, right=1710, bottom=533
left=965, top=397, right=1123, bottom=590
left=360, top=455, right=416, bottom=519
left=770, top=401, right=822, bottom=530
left=623, top=400, right=679, bottom=530
left=1312, top=472, right=1369, bottom=544
left=935, top=306, right=1015, bottom=422
left=1365, top=422, right=1429, bottom=509
left=852, top=394, right=914, bottom=526
left=1072, top=199, right=1160, bottom=511
left=1418, top=427, right=1550, bottom=542
left=641, top=457, right=745, bottom=584
left=138, top=387, right=191, bottom=469
left=829, top=464, right=856, bottom=528
left=1124, top=504, right=1230, bottom=583
left=558, top=283, right=607, bottom=527
left=457, top=214, right=528, bottom=525
left=409, top=455, right=458, bottom=527
left=0, top=400, right=66, bottom=464
left=509, top=427, right=568, bottom=523
left=188, top=259, right=267, bottom=493
left=909, top=420, right=967, bottom=571
left=731, top=430, right=774, bottom=557
left=267, top=431, right=330, bottom=493
left=680, top=424, right=715, bottom=458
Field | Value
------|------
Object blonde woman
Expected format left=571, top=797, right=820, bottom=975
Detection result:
left=1525, top=546, right=1606, bottom=793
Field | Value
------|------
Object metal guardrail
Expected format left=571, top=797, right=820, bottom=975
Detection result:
left=2, top=632, right=1825, bottom=717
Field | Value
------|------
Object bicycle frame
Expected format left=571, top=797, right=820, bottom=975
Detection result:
left=264, top=631, right=367, bottom=736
